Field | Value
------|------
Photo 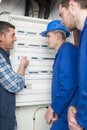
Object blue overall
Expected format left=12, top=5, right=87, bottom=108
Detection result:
left=50, top=42, right=78, bottom=130
left=74, top=17, right=87, bottom=129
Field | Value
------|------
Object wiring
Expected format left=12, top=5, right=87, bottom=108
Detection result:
left=0, top=11, right=11, bottom=15
left=28, top=10, right=39, bottom=16
left=33, top=106, right=49, bottom=130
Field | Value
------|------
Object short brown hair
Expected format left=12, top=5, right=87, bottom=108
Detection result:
left=0, top=21, right=15, bottom=35
left=74, top=0, right=87, bottom=9
left=58, top=0, right=87, bottom=9
left=58, top=0, right=69, bottom=9
left=53, top=30, right=66, bottom=40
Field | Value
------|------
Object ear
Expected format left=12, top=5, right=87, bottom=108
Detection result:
left=69, top=0, right=75, bottom=11
left=69, top=0, right=74, bottom=5
left=57, top=32, right=62, bottom=40
left=0, top=34, right=5, bottom=42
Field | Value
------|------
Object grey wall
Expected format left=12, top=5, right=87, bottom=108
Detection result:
left=0, top=0, right=25, bottom=15
left=0, top=0, right=60, bottom=19
left=0, top=0, right=74, bottom=43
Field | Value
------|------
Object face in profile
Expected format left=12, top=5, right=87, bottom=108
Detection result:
left=46, top=31, right=59, bottom=50
left=58, top=4, right=76, bottom=31
left=3, top=28, right=17, bottom=50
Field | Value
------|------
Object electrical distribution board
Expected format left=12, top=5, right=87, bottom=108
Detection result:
left=9, top=15, right=56, bottom=106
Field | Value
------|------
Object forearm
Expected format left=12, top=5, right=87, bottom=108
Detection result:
left=69, top=88, right=79, bottom=107
left=51, top=86, right=77, bottom=116
left=17, top=64, right=25, bottom=75
left=0, top=63, right=25, bottom=92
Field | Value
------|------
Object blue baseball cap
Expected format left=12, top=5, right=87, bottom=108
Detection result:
left=41, top=20, right=70, bottom=37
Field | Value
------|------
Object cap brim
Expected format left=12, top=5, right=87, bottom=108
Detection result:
left=41, top=29, right=70, bottom=37
left=41, top=31, right=47, bottom=37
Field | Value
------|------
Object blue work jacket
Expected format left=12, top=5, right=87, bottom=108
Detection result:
left=75, top=17, right=87, bottom=129
left=51, top=42, right=78, bottom=121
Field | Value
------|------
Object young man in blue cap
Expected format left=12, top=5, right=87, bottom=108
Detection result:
left=41, top=20, right=78, bottom=130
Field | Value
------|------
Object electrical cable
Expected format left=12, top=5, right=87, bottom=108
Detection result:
left=0, top=11, right=11, bottom=15
left=33, top=106, right=49, bottom=130
left=28, top=11, right=39, bottom=16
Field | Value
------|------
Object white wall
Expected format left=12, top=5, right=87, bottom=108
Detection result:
left=16, top=105, right=51, bottom=130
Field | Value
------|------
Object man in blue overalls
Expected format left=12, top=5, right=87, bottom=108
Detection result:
left=41, top=20, right=78, bottom=130
left=58, top=0, right=87, bottom=130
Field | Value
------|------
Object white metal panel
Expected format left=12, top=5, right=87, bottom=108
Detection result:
left=9, top=15, right=55, bottom=106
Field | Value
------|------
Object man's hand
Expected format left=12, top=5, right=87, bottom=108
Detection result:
left=45, top=107, right=58, bottom=125
left=51, top=112, right=58, bottom=123
left=68, top=106, right=83, bottom=130
left=20, top=57, right=29, bottom=69
left=17, top=56, right=29, bottom=75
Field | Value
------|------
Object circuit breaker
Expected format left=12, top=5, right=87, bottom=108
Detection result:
left=9, top=15, right=55, bottom=106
